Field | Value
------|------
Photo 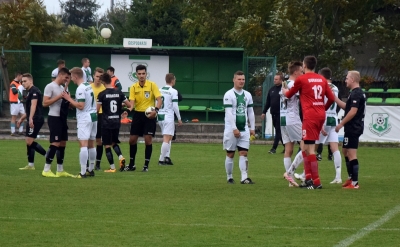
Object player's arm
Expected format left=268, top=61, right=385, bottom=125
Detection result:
left=173, top=101, right=182, bottom=126
left=335, top=96, right=346, bottom=110
left=261, top=89, right=271, bottom=120
left=43, top=87, right=63, bottom=107
left=115, top=80, right=122, bottom=91
left=11, top=84, right=18, bottom=95
left=247, top=106, right=256, bottom=136
left=335, top=93, right=362, bottom=132
left=153, top=84, right=162, bottom=110
left=224, top=94, right=240, bottom=137
left=284, top=78, right=301, bottom=98
left=128, top=85, right=135, bottom=111
left=324, top=84, right=335, bottom=110
left=29, top=99, right=37, bottom=128
left=62, top=91, right=84, bottom=110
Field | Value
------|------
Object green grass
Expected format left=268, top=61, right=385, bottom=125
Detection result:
left=1, top=140, right=400, bottom=246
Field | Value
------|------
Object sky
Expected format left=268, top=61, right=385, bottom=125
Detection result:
left=43, top=0, right=112, bottom=15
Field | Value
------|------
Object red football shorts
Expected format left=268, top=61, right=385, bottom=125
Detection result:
left=302, top=118, right=325, bottom=141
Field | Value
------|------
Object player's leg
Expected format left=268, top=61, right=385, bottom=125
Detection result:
left=223, top=131, right=237, bottom=183
left=95, top=115, right=103, bottom=170
left=111, top=128, right=125, bottom=170
left=237, top=131, right=254, bottom=184
left=316, top=143, right=323, bottom=161
left=76, top=122, right=91, bottom=178
left=102, top=128, right=115, bottom=172
left=341, top=134, right=352, bottom=187
left=142, top=116, right=157, bottom=172
left=17, top=105, right=26, bottom=134
left=10, top=115, right=17, bottom=135
left=327, top=143, right=333, bottom=160
left=327, top=127, right=341, bottom=183
left=159, top=120, right=174, bottom=165
left=20, top=136, right=37, bottom=170
left=43, top=116, right=61, bottom=177
left=127, top=112, right=143, bottom=171
left=342, top=135, right=360, bottom=189
left=20, top=119, right=46, bottom=170
left=87, top=122, right=97, bottom=174
left=281, top=127, right=292, bottom=172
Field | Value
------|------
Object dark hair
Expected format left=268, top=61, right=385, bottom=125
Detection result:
left=15, top=71, right=22, bottom=77
left=165, top=73, right=175, bottom=83
left=303, top=56, right=317, bottom=71
left=275, top=72, right=284, bottom=81
left=288, top=61, right=303, bottom=75
left=136, top=64, right=147, bottom=72
left=22, top=73, right=33, bottom=80
left=57, top=59, right=65, bottom=65
left=234, top=70, right=245, bottom=76
left=318, top=67, right=332, bottom=80
left=58, top=67, right=71, bottom=75
left=101, top=73, right=111, bottom=84
left=107, top=66, right=115, bottom=73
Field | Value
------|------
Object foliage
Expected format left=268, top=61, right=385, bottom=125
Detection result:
left=0, top=0, right=64, bottom=50
left=59, top=0, right=100, bottom=29
left=62, top=25, right=108, bottom=44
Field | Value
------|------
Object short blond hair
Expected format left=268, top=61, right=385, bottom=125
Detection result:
left=348, top=71, right=360, bottom=83
left=70, top=67, right=84, bottom=78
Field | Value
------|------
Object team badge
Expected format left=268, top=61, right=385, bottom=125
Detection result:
left=369, top=113, right=391, bottom=137
left=144, top=91, right=150, bottom=98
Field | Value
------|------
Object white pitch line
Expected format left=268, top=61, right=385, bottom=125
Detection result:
left=1, top=216, right=400, bottom=232
left=333, top=204, right=400, bottom=247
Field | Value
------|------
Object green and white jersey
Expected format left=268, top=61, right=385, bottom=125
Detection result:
left=17, top=84, right=25, bottom=103
left=279, top=80, right=301, bottom=126
left=325, top=83, right=339, bottom=126
left=75, top=82, right=97, bottom=123
left=82, top=67, right=93, bottom=82
left=158, top=85, right=180, bottom=122
left=223, top=88, right=253, bottom=132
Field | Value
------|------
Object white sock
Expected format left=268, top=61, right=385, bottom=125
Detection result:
left=80, top=147, right=88, bottom=175
left=44, top=164, right=51, bottom=172
left=28, top=162, right=34, bottom=167
left=159, top=142, right=170, bottom=161
left=284, top=157, right=291, bottom=172
left=88, top=148, right=96, bottom=172
left=57, top=164, right=63, bottom=172
left=118, top=155, right=123, bottom=160
left=11, top=124, right=15, bottom=133
left=287, top=151, right=304, bottom=175
left=110, top=164, right=116, bottom=170
left=225, top=156, right=233, bottom=180
left=166, top=140, right=172, bottom=157
left=19, top=124, right=24, bottom=132
left=333, top=150, right=342, bottom=180
left=239, top=156, right=248, bottom=181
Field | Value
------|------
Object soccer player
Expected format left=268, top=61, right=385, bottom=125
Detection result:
left=91, top=68, right=106, bottom=170
left=157, top=73, right=182, bottom=165
left=41, top=67, right=74, bottom=178
left=62, top=67, right=97, bottom=178
left=51, top=60, right=65, bottom=79
left=106, top=66, right=122, bottom=91
left=282, top=56, right=335, bottom=189
left=316, top=68, right=342, bottom=184
left=223, top=70, right=255, bottom=184
left=334, top=71, right=365, bottom=189
left=81, top=58, right=93, bottom=83
left=9, top=72, right=26, bottom=136
left=97, top=73, right=131, bottom=172
left=17, top=73, right=47, bottom=170
left=279, top=62, right=303, bottom=186
left=123, top=64, right=162, bottom=172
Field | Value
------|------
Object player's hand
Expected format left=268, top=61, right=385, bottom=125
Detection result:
left=62, top=91, right=71, bottom=101
left=335, top=124, right=343, bottom=133
left=29, top=118, right=34, bottom=128
left=148, top=110, right=157, bottom=119
left=178, top=120, right=182, bottom=126
left=261, top=114, right=265, bottom=120
left=233, top=129, right=240, bottom=138
left=16, top=120, right=21, bottom=129
left=321, top=129, right=327, bottom=136
left=282, top=87, right=289, bottom=96
left=250, top=130, right=255, bottom=136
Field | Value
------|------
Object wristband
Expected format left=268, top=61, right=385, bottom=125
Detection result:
left=155, top=107, right=159, bottom=113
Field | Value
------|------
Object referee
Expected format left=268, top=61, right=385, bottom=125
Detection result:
left=122, top=64, right=162, bottom=172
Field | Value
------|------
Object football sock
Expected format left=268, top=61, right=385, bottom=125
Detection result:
left=328, top=144, right=333, bottom=156
left=165, top=140, right=172, bottom=157
left=96, top=145, right=103, bottom=167
left=308, top=154, right=321, bottom=186
left=11, top=123, right=15, bottom=133
left=302, top=151, right=311, bottom=181
left=287, top=151, right=304, bottom=175
left=333, top=150, right=342, bottom=179
left=350, top=159, right=359, bottom=185
left=129, top=144, right=137, bottom=167
left=19, top=123, right=24, bottom=133
left=345, top=156, right=351, bottom=178
left=105, top=147, right=114, bottom=165
left=239, top=156, right=248, bottom=181
left=144, top=144, right=152, bottom=167
left=44, top=145, right=58, bottom=170
left=283, top=157, right=291, bottom=172
left=31, top=141, right=46, bottom=156
left=317, top=143, right=323, bottom=154
left=79, top=147, right=88, bottom=175
left=112, top=144, right=122, bottom=156
left=88, top=148, right=96, bottom=172
left=225, top=156, right=233, bottom=180
left=56, top=146, right=65, bottom=165
left=27, top=144, right=34, bottom=163
left=160, top=142, right=170, bottom=161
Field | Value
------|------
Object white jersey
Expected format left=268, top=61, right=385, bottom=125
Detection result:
left=325, top=83, right=339, bottom=126
left=279, top=80, right=301, bottom=126
left=51, top=68, right=59, bottom=78
left=158, top=85, right=181, bottom=121
left=223, top=88, right=253, bottom=132
left=17, top=84, right=25, bottom=104
left=75, top=82, right=97, bottom=123
left=82, top=67, right=93, bottom=82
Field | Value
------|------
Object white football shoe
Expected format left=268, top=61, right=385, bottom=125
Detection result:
left=294, top=173, right=305, bottom=182
left=330, top=178, right=342, bottom=184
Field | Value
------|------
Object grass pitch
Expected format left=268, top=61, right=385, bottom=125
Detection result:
left=1, top=140, right=399, bottom=246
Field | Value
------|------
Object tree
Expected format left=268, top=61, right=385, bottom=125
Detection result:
left=59, top=0, right=100, bottom=29
left=0, top=0, right=64, bottom=50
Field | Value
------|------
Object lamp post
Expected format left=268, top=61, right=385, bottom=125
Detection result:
left=96, top=20, right=115, bottom=39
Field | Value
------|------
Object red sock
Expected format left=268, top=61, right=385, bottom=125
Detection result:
left=302, top=151, right=311, bottom=181
left=308, top=154, right=321, bottom=186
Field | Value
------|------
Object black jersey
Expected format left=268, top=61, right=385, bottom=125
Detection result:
left=26, top=86, right=44, bottom=120
left=344, top=87, right=366, bottom=136
left=97, top=88, right=127, bottom=129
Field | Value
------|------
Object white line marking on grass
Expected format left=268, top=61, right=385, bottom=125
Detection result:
left=1, top=216, right=400, bottom=232
left=333, top=204, right=400, bottom=247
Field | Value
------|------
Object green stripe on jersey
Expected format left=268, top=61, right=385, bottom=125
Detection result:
left=247, top=104, right=253, bottom=107
left=162, top=87, right=170, bottom=90
left=224, top=104, right=232, bottom=108
left=77, top=99, right=85, bottom=102
left=172, top=99, right=178, bottom=102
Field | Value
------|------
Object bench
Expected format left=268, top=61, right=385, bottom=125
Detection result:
left=178, top=94, right=225, bottom=122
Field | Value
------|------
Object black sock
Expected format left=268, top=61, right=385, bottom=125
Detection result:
left=350, top=159, right=359, bottom=182
left=27, top=145, right=34, bottom=163
left=328, top=144, right=332, bottom=156
left=31, top=141, right=46, bottom=156
left=113, top=144, right=122, bottom=156
left=56, top=146, right=65, bottom=165
left=45, top=145, right=58, bottom=164
left=345, top=157, right=351, bottom=177
left=96, top=145, right=103, bottom=167
left=144, top=144, right=152, bottom=167
left=105, top=147, right=114, bottom=165
left=317, top=143, right=323, bottom=154
left=129, top=144, right=137, bottom=167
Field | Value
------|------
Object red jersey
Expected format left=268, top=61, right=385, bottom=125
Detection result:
left=285, top=72, right=335, bottom=120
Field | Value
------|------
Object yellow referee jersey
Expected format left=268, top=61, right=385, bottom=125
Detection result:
left=129, top=80, right=161, bottom=112
left=91, top=83, right=106, bottom=114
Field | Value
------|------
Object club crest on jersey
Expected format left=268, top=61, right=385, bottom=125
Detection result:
left=369, top=113, right=391, bottom=137
left=144, top=91, right=150, bottom=98
left=129, top=62, right=150, bottom=82
left=236, top=103, right=245, bottom=114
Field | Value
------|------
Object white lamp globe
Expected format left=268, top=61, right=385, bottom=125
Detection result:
left=100, top=28, right=112, bottom=39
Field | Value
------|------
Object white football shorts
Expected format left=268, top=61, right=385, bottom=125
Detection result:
left=223, top=130, right=250, bottom=151
left=316, top=126, right=339, bottom=144
left=281, top=124, right=302, bottom=144
left=10, top=103, right=25, bottom=116
left=77, top=121, right=97, bottom=140
left=158, top=120, right=175, bottom=136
